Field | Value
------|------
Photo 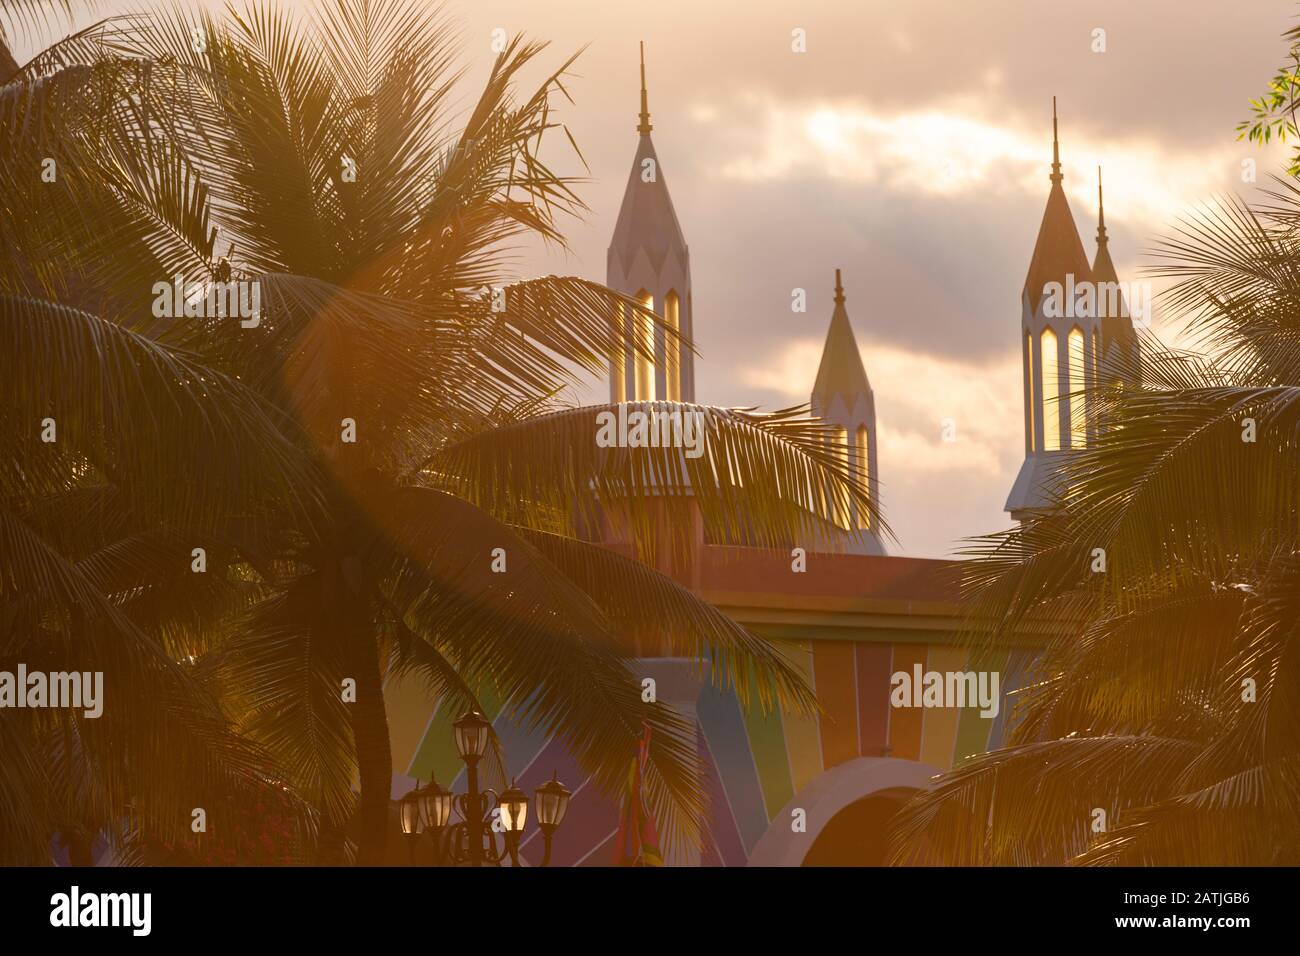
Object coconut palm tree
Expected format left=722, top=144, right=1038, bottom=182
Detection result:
left=0, top=290, right=334, bottom=864
left=4, top=0, right=876, bottom=865
left=2, top=0, right=335, bottom=866
left=888, top=184, right=1300, bottom=866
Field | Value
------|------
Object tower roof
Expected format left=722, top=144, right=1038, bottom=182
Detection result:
left=637, top=40, right=652, bottom=135
left=1092, top=166, right=1136, bottom=345
left=812, top=269, right=872, bottom=404
left=1023, top=98, right=1093, bottom=307
left=1092, top=166, right=1118, bottom=284
left=608, top=42, right=688, bottom=277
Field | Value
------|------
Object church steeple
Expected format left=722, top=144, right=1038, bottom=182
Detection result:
left=1091, top=166, right=1141, bottom=381
left=811, top=271, right=882, bottom=555
left=1092, top=167, right=1115, bottom=281
left=813, top=269, right=871, bottom=405
left=1023, top=99, right=1092, bottom=311
left=1007, top=100, right=1101, bottom=521
left=608, top=42, right=694, bottom=404
left=1050, top=96, right=1062, bottom=184
left=637, top=41, right=652, bottom=135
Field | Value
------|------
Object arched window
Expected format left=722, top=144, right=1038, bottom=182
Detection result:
left=855, top=425, right=871, bottom=529
left=1041, top=328, right=1059, bottom=451
left=633, top=290, right=655, bottom=401
left=1069, top=326, right=1085, bottom=448
left=1024, top=330, right=1035, bottom=453
left=665, top=291, right=681, bottom=402
left=611, top=303, right=626, bottom=400
left=831, top=424, right=850, bottom=530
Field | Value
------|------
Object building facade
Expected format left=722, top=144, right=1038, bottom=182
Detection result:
left=383, top=64, right=1132, bottom=866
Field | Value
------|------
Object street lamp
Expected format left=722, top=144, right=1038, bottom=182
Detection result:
left=399, top=787, right=423, bottom=865
left=453, top=709, right=491, bottom=762
left=419, top=776, right=452, bottom=831
left=534, top=772, right=572, bottom=868
left=498, top=780, right=529, bottom=865
left=409, top=709, right=569, bottom=866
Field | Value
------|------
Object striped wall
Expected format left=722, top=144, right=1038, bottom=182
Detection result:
left=386, top=639, right=1035, bottom=866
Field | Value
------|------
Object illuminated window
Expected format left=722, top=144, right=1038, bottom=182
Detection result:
left=855, top=425, right=871, bottom=529
left=1041, top=328, right=1059, bottom=451
left=665, top=291, right=681, bottom=402
left=1069, top=327, right=1085, bottom=448
left=634, top=290, right=655, bottom=401
left=1092, top=328, right=1101, bottom=383
left=831, top=424, right=850, bottom=529
left=1024, top=330, right=1034, bottom=452
left=612, top=303, right=626, bottom=400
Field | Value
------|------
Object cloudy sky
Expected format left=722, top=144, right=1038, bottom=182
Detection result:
left=12, top=0, right=1298, bottom=556
left=449, top=0, right=1294, bottom=557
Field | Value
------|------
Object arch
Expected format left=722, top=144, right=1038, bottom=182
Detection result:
left=611, top=302, right=626, bottom=400
left=1068, top=326, right=1085, bottom=448
left=747, top=756, right=942, bottom=867
left=1024, top=330, right=1035, bottom=453
left=1040, top=328, right=1059, bottom=451
left=830, top=424, right=850, bottom=530
left=664, top=290, right=681, bottom=402
left=633, top=289, right=655, bottom=401
left=803, top=787, right=916, bottom=865
left=855, top=424, right=870, bottom=529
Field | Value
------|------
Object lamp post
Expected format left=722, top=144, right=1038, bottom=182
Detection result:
left=399, top=709, right=571, bottom=867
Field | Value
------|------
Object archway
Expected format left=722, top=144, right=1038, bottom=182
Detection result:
left=801, top=787, right=915, bottom=866
left=747, top=757, right=940, bottom=867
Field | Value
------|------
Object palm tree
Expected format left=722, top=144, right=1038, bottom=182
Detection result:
left=4, top=0, right=876, bottom=864
left=0, top=291, right=333, bottom=864
left=888, top=184, right=1300, bottom=866
left=2, top=1, right=335, bottom=866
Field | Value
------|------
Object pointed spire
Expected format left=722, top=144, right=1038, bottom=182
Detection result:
left=1023, top=97, right=1092, bottom=304
left=1050, top=96, right=1062, bottom=184
left=1096, top=166, right=1108, bottom=246
left=1092, top=165, right=1118, bottom=286
left=813, top=270, right=871, bottom=403
left=637, top=41, right=653, bottom=135
left=1091, top=165, right=1127, bottom=331
left=609, top=40, right=687, bottom=278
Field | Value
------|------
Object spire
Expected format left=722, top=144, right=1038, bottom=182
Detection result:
left=1091, top=165, right=1132, bottom=343
left=1023, top=98, right=1092, bottom=305
left=1050, top=96, right=1062, bottom=184
left=1092, top=166, right=1118, bottom=285
left=813, top=270, right=871, bottom=403
left=637, top=41, right=652, bottom=135
left=1096, top=166, right=1108, bottom=247
left=609, top=41, right=686, bottom=278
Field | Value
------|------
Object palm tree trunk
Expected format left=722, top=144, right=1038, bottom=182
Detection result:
left=350, top=634, right=392, bottom=865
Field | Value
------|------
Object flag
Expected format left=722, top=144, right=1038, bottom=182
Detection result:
left=614, top=720, right=663, bottom=866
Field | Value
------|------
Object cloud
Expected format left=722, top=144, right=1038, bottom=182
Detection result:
left=702, top=96, right=1255, bottom=230
left=740, top=336, right=1024, bottom=554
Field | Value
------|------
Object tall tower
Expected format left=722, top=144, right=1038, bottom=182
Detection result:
left=1091, top=168, right=1141, bottom=385
left=1005, top=99, right=1101, bottom=522
left=607, top=42, right=694, bottom=404
left=812, top=270, right=883, bottom=555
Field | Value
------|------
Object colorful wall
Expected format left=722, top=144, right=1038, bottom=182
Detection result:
left=385, top=630, right=1036, bottom=866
